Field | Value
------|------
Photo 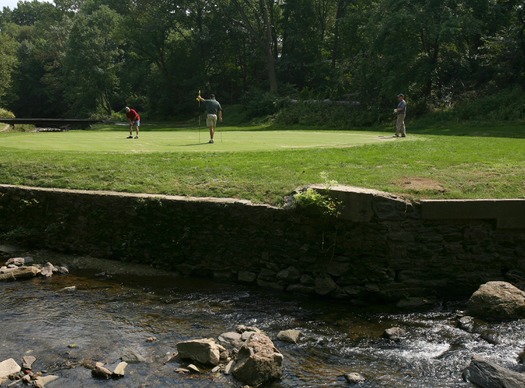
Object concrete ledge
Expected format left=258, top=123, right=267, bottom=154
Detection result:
left=421, top=199, right=525, bottom=229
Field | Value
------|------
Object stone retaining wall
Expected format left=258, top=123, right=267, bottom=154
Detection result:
left=0, top=184, right=524, bottom=304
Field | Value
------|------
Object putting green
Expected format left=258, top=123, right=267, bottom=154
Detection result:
left=0, top=128, right=409, bottom=153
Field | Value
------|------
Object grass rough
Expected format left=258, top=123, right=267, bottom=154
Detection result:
left=0, top=122, right=523, bottom=205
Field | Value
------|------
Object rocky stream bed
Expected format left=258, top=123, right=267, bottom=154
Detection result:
left=1, top=244, right=525, bottom=387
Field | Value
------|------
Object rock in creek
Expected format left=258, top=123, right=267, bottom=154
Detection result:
left=176, top=338, right=222, bottom=366
left=120, top=348, right=148, bottom=363
left=177, top=325, right=283, bottom=386
left=217, top=331, right=243, bottom=350
left=0, top=356, right=59, bottom=387
left=110, top=361, right=128, bottom=378
left=33, top=374, right=60, bottom=387
left=463, top=355, right=525, bottom=387
left=22, top=355, right=36, bottom=369
left=5, top=257, right=26, bottom=266
left=382, top=326, right=406, bottom=342
left=0, top=265, right=41, bottom=280
left=92, top=362, right=113, bottom=379
left=277, top=329, right=302, bottom=344
left=91, top=360, right=128, bottom=380
left=0, top=358, right=21, bottom=379
left=232, top=332, right=283, bottom=386
left=0, top=258, right=68, bottom=281
left=457, top=315, right=476, bottom=333
left=40, top=262, right=55, bottom=277
left=467, top=281, right=525, bottom=321
left=345, top=372, right=366, bottom=384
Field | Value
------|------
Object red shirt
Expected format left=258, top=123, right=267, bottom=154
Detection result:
left=126, top=109, right=140, bottom=121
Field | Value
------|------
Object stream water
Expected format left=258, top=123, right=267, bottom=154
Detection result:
left=1, top=244, right=524, bottom=387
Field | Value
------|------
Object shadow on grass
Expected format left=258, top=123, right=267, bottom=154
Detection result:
left=407, top=120, right=525, bottom=138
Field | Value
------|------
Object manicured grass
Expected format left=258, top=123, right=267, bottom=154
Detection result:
left=0, top=126, right=395, bottom=152
left=0, top=122, right=524, bottom=205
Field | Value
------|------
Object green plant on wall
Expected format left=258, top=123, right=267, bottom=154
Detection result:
left=292, top=172, right=342, bottom=217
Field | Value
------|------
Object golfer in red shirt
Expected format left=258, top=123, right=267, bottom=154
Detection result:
left=125, top=107, right=140, bottom=139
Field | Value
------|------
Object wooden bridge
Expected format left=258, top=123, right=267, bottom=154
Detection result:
left=0, top=118, right=103, bottom=130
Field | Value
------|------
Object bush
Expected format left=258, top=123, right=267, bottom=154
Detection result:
left=241, top=89, right=280, bottom=119
left=274, top=99, right=381, bottom=128
left=419, top=87, right=525, bottom=123
left=291, top=172, right=342, bottom=217
left=0, top=108, right=15, bottom=119
left=455, top=88, right=525, bottom=121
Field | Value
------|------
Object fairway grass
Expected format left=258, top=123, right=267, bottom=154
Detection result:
left=0, top=123, right=524, bottom=205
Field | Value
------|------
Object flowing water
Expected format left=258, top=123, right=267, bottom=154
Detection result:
left=1, top=244, right=524, bottom=387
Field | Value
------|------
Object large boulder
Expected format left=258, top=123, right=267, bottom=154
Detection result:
left=176, top=338, right=221, bottom=366
left=466, top=281, right=525, bottom=320
left=463, top=355, right=525, bottom=387
left=232, top=332, right=283, bottom=386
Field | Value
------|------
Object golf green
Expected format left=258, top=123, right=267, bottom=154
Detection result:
left=0, top=128, right=411, bottom=153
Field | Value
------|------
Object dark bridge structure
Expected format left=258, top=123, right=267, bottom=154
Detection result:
left=0, top=118, right=103, bottom=130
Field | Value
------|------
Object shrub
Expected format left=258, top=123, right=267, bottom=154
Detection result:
left=274, top=99, right=380, bottom=128
left=292, top=172, right=342, bottom=217
left=0, top=108, right=15, bottom=119
left=241, top=89, right=280, bottom=119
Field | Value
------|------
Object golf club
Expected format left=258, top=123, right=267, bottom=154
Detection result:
left=392, top=109, right=397, bottom=136
left=393, top=117, right=396, bottom=135
left=197, top=89, right=201, bottom=143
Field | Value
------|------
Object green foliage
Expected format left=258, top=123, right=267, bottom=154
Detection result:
left=415, top=87, right=525, bottom=124
left=292, top=172, right=341, bottom=217
left=1, top=0, right=525, bottom=122
left=453, top=88, right=525, bottom=121
left=0, top=108, right=15, bottom=118
left=0, top=31, right=18, bottom=101
left=293, top=187, right=342, bottom=217
left=241, top=89, right=280, bottom=119
left=274, top=100, right=381, bottom=128
left=64, top=2, right=123, bottom=117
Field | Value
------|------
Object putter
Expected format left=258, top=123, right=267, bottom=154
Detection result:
left=393, top=117, right=396, bottom=134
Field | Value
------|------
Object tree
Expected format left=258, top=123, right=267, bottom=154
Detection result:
left=0, top=31, right=18, bottom=106
left=9, top=0, right=58, bottom=25
left=1, top=1, right=68, bottom=116
left=477, top=0, right=525, bottom=89
left=344, top=0, right=493, bottom=111
left=280, top=0, right=338, bottom=94
left=117, top=0, right=200, bottom=116
left=64, top=1, right=123, bottom=116
left=227, top=0, right=281, bottom=93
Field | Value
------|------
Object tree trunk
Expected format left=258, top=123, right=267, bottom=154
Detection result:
left=259, top=0, right=278, bottom=93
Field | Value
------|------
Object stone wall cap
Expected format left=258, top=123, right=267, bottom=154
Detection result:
left=421, top=198, right=525, bottom=229
left=309, top=184, right=409, bottom=202
left=0, top=184, right=277, bottom=209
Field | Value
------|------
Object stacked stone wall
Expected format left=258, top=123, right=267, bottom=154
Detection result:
left=0, top=184, right=523, bottom=304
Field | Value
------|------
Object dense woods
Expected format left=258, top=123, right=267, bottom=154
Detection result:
left=1, top=0, right=524, bottom=123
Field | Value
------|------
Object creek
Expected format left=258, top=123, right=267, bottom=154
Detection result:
left=1, top=244, right=524, bottom=387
